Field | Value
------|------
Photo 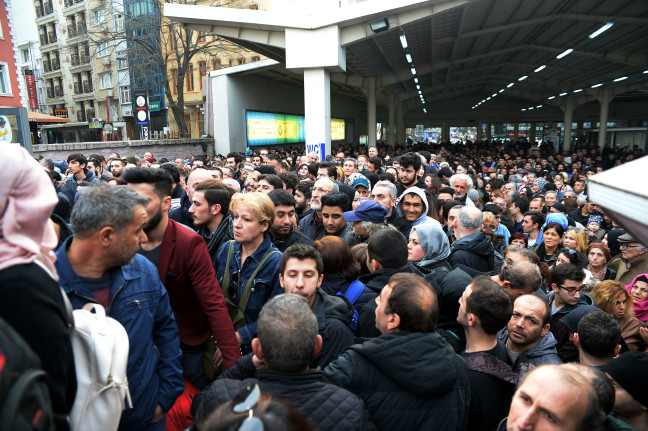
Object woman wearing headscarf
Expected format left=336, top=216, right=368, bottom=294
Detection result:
left=626, top=274, right=648, bottom=324
left=0, top=144, right=77, bottom=429
left=406, top=223, right=452, bottom=287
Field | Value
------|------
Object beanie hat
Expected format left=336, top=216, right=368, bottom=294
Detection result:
left=602, top=352, right=648, bottom=407
left=534, top=178, right=547, bottom=190
left=588, top=215, right=604, bottom=226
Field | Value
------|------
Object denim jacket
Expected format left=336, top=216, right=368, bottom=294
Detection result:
left=213, top=235, right=283, bottom=349
left=55, top=238, right=184, bottom=429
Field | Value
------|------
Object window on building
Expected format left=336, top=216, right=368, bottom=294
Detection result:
left=119, top=86, right=131, bottom=104
left=99, top=72, right=113, bottom=89
left=171, top=68, right=177, bottom=94
left=229, top=59, right=234, bottom=67
left=185, top=114, right=191, bottom=136
left=93, top=8, right=106, bottom=25
left=212, top=58, right=221, bottom=70
left=249, top=4, right=258, bottom=9
left=21, top=48, right=30, bottom=63
left=186, top=64, right=194, bottom=91
left=251, top=56, right=260, bottom=62
left=97, top=41, right=110, bottom=57
left=197, top=31, right=205, bottom=43
left=113, top=14, right=124, bottom=32
left=198, top=61, right=206, bottom=88
left=168, top=25, right=177, bottom=50
left=0, top=63, right=10, bottom=95
left=131, top=0, right=154, bottom=17
left=237, top=58, right=245, bottom=65
left=117, top=58, right=128, bottom=70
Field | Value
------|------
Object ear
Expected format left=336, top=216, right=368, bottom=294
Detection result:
left=614, top=344, right=621, bottom=357
left=501, top=280, right=511, bottom=289
left=312, top=334, right=323, bottom=357
left=251, top=338, right=264, bottom=361
left=98, top=226, right=116, bottom=247
left=210, top=203, right=222, bottom=216
left=467, top=313, right=478, bottom=328
left=279, top=274, right=284, bottom=289
left=161, top=196, right=172, bottom=212
left=573, top=332, right=580, bottom=348
left=387, top=313, right=400, bottom=331
left=540, top=323, right=550, bottom=337
left=317, top=273, right=324, bottom=288
left=551, top=283, right=559, bottom=293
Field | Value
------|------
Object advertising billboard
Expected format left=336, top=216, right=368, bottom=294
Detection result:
left=246, top=110, right=345, bottom=146
left=331, top=118, right=345, bottom=141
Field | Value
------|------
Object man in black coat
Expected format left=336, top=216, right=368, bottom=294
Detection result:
left=268, top=189, right=312, bottom=252
left=356, top=228, right=413, bottom=338
left=323, top=273, right=470, bottom=431
left=449, top=206, right=494, bottom=272
left=191, top=294, right=373, bottom=431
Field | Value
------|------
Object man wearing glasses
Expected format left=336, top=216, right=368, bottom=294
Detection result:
left=546, top=263, right=595, bottom=362
left=611, top=233, right=648, bottom=284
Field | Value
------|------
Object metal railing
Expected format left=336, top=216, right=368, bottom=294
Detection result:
left=43, top=60, right=51, bottom=72
left=46, top=87, right=54, bottom=98
left=83, top=81, right=92, bottom=92
left=54, top=86, right=63, bottom=97
left=48, top=32, right=57, bottom=43
left=74, top=82, right=82, bottom=94
left=51, top=58, right=60, bottom=70
left=40, top=34, right=48, bottom=45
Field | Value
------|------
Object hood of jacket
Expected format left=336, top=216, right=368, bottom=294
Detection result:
left=359, top=265, right=412, bottom=293
left=411, top=223, right=450, bottom=266
left=351, top=331, right=461, bottom=398
left=395, top=186, right=430, bottom=226
left=497, top=328, right=559, bottom=359
left=451, top=231, right=493, bottom=258
left=313, top=289, right=354, bottom=327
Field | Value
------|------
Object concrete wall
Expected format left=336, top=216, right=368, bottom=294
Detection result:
left=33, top=137, right=215, bottom=161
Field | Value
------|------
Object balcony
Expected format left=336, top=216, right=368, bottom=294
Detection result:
left=52, top=59, right=60, bottom=70
left=77, top=110, right=87, bottom=122
left=48, top=32, right=57, bottom=44
left=55, top=86, right=63, bottom=97
left=43, top=60, right=51, bottom=72
left=46, top=88, right=54, bottom=98
left=40, top=34, right=48, bottom=45
left=83, top=81, right=93, bottom=92
left=68, top=25, right=77, bottom=37
left=74, top=82, right=82, bottom=94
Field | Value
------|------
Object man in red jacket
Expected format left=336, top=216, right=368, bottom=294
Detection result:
left=124, top=167, right=240, bottom=389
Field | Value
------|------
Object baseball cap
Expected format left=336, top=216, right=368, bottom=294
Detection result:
left=343, top=200, right=387, bottom=223
left=351, top=177, right=370, bottom=189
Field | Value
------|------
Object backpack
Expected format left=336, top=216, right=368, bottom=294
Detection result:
left=65, top=302, right=133, bottom=431
left=337, top=280, right=365, bottom=335
left=0, top=317, right=54, bottom=430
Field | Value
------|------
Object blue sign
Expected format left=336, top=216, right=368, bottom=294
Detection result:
left=305, top=143, right=326, bottom=162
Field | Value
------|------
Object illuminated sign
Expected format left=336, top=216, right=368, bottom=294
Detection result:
left=246, top=110, right=345, bottom=146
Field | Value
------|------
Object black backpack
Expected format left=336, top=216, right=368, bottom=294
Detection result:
left=0, top=317, right=54, bottom=430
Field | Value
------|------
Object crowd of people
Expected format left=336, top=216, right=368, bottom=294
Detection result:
left=1, top=138, right=648, bottom=431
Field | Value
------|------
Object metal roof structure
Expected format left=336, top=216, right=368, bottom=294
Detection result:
left=167, top=0, right=648, bottom=124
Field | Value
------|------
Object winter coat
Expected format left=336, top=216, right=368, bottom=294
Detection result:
left=299, top=211, right=327, bottom=240
left=55, top=239, right=184, bottom=430
left=62, top=168, right=98, bottom=202
left=322, top=331, right=470, bottom=431
left=546, top=291, right=595, bottom=362
left=320, top=275, right=376, bottom=315
left=408, top=222, right=452, bottom=286
left=385, top=210, right=412, bottom=239
left=196, top=212, right=234, bottom=260
left=449, top=232, right=495, bottom=272
left=311, top=289, right=355, bottom=369
left=192, top=355, right=374, bottom=431
left=612, top=253, right=648, bottom=285
left=271, top=225, right=313, bottom=252
left=497, top=328, right=563, bottom=370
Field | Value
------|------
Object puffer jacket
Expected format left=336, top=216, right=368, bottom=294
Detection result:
left=55, top=238, right=183, bottom=430
left=497, top=328, right=562, bottom=370
left=192, top=355, right=375, bottom=431
left=322, top=331, right=470, bottom=431
left=449, top=232, right=495, bottom=272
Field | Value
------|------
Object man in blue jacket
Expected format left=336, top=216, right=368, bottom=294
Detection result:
left=55, top=183, right=183, bottom=430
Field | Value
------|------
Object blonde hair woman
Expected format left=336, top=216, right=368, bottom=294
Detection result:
left=564, top=227, right=588, bottom=253
left=591, top=280, right=644, bottom=351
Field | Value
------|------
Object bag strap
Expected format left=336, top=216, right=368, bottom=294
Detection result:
left=339, top=280, right=364, bottom=304
left=237, top=249, right=280, bottom=315
left=221, top=240, right=236, bottom=299
left=59, top=288, right=75, bottom=330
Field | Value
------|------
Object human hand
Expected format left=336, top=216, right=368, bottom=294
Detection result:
left=212, top=347, right=224, bottom=366
left=150, top=404, right=164, bottom=422
left=235, top=332, right=243, bottom=346
left=639, top=326, right=648, bottom=344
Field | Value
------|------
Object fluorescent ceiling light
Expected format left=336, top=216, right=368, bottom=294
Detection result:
left=548, top=96, right=556, bottom=100
left=491, top=93, right=497, bottom=97
left=486, top=97, right=491, bottom=100
left=534, top=65, right=546, bottom=72
left=507, top=83, right=514, bottom=88
left=416, top=84, right=420, bottom=90
left=405, top=53, right=412, bottom=63
left=521, top=108, right=526, bottom=111
left=591, top=83, right=603, bottom=88
left=536, top=105, right=542, bottom=108
left=423, top=108, right=427, bottom=113
left=498, top=89, right=504, bottom=93
left=421, top=100, right=425, bottom=104
left=589, top=22, right=614, bottom=39
left=644, top=70, right=648, bottom=74
left=614, top=76, right=627, bottom=82
left=528, top=107, right=534, bottom=110
left=573, top=89, right=582, bottom=93
left=400, top=30, right=408, bottom=49
left=411, top=67, right=416, bottom=75
left=556, top=49, right=573, bottom=59
left=518, top=75, right=528, bottom=81
left=414, top=77, right=419, bottom=83
left=559, top=92, right=568, bottom=96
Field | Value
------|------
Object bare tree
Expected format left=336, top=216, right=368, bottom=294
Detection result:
left=88, top=0, right=253, bottom=135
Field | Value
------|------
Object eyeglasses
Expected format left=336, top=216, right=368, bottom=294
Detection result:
left=620, top=244, right=642, bottom=249
left=558, top=285, right=584, bottom=294
left=232, top=384, right=263, bottom=431
left=229, top=271, right=240, bottom=301
left=312, top=187, right=332, bottom=193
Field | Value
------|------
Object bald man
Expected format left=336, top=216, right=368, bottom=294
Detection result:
left=169, top=168, right=214, bottom=229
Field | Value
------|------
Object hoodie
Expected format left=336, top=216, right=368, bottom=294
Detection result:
left=449, top=232, right=495, bottom=272
left=497, top=328, right=562, bottom=370
left=395, top=186, right=442, bottom=228
left=322, top=331, right=470, bottom=431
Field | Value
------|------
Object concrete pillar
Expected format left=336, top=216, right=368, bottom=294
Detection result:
left=366, top=77, right=376, bottom=147
left=598, top=89, right=611, bottom=149
left=303, top=68, right=331, bottom=155
left=529, top=122, right=536, bottom=144
left=388, top=94, right=396, bottom=146
left=513, top=123, right=520, bottom=142
left=396, top=102, right=404, bottom=146
left=486, top=123, right=492, bottom=141
left=562, top=97, right=574, bottom=152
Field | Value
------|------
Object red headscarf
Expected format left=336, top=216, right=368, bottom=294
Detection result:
left=626, top=273, right=648, bottom=323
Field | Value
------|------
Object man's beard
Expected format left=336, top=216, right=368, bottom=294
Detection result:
left=454, top=192, right=465, bottom=200
left=403, top=175, right=416, bottom=187
left=144, top=206, right=163, bottom=234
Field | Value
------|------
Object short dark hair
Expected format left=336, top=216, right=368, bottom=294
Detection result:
left=524, top=210, right=545, bottom=229
left=67, top=152, right=87, bottom=166
left=280, top=244, right=324, bottom=276
left=465, top=276, right=513, bottom=335
left=318, top=162, right=338, bottom=179
left=513, top=198, right=529, bottom=214
left=268, top=189, right=296, bottom=208
left=544, top=222, right=565, bottom=238
left=368, top=157, right=382, bottom=169
left=551, top=263, right=585, bottom=286
left=279, top=172, right=299, bottom=192
left=377, top=172, right=395, bottom=183
left=266, top=153, right=281, bottom=162
left=398, top=152, right=422, bottom=171
left=295, top=181, right=313, bottom=200
left=577, top=311, right=621, bottom=359
left=321, top=191, right=350, bottom=212
left=122, top=167, right=173, bottom=198
left=159, top=163, right=180, bottom=183
left=367, top=228, right=408, bottom=269
left=482, top=203, right=503, bottom=215
left=258, top=174, right=284, bottom=190
left=226, top=152, right=244, bottom=164
left=194, top=180, right=232, bottom=216
left=386, top=273, right=437, bottom=333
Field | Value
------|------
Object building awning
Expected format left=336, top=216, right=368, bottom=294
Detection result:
left=588, top=156, right=648, bottom=246
left=28, top=111, right=71, bottom=123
